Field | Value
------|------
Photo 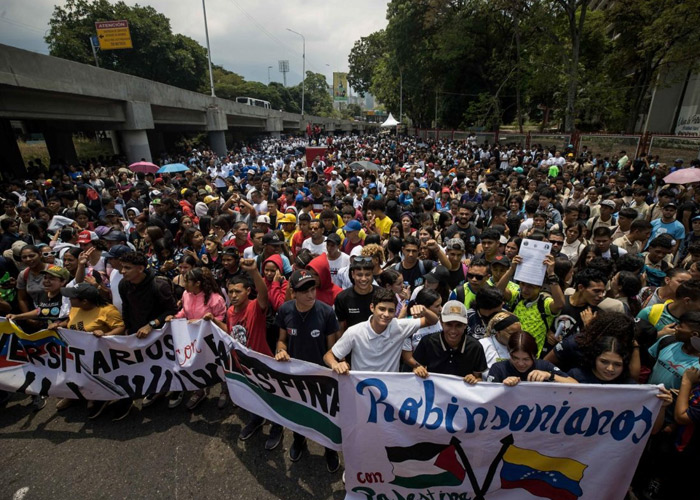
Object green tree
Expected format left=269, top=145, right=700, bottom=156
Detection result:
left=46, top=0, right=208, bottom=91
left=291, top=72, right=333, bottom=116
left=347, top=30, right=387, bottom=97
left=605, top=0, right=700, bottom=132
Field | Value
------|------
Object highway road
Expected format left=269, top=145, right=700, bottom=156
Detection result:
left=0, top=389, right=346, bottom=500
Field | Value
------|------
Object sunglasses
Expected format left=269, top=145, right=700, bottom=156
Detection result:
left=352, top=256, right=373, bottom=263
left=42, top=252, right=57, bottom=257
left=550, top=240, right=564, bottom=246
left=467, top=273, right=486, bottom=280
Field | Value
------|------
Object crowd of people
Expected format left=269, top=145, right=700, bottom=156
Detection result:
left=1, top=132, right=699, bottom=498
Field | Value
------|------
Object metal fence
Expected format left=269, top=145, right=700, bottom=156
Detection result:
left=648, top=135, right=700, bottom=163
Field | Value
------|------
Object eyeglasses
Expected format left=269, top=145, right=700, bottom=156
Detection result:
left=42, top=252, right=56, bottom=257
left=467, top=273, right=486, bottom=280
left=352, top=256, right=373, bottom=263
left=550, top=240, right=564, bottom=246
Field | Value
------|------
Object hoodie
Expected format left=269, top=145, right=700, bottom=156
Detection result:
left=118, top=269, right=178, bottom=333
left=307, top=254, right=342, bottom=306
left=263, top=254, right=288, bottom=312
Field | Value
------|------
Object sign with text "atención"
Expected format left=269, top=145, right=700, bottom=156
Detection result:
left=95, top=20, right=133, bottom=50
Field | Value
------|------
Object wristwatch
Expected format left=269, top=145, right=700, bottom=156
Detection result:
left=149, top=320, right=158, bottom=329
left=548, top=371, right=556, bottom=382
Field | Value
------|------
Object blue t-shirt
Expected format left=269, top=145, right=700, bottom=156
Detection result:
left=649, top=219, right=685, bottom=244
left=648, top=336, right=700, bottom=389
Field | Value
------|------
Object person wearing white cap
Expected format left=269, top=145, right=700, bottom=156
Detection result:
left=402, top=300, right=487, bottom=383
left=587, top=199, right=618, bottom=233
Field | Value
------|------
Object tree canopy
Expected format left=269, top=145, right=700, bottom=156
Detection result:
left=348, top=0, right=700, bottom=132
left=46, top=0, right=209, bottom=92
left=45, top=0, right=334, bottom=116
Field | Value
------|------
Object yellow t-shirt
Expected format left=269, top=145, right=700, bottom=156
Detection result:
left=375, top=215, right=394, bottom=237
left=67, top=304, right=124, bottom=334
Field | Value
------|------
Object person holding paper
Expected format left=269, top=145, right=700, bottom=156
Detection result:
left=495, top=252, right=565, bottom=356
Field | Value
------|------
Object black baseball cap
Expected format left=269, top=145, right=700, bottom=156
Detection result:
left=61, top=283, right=101, bottom=302
left=103, top=244, right=131, bottom=260
left=262, top=232, right=284, bottom=246
left=289, top=269, right=316, bottom=291
left=425, top=265, right=450, bottom=284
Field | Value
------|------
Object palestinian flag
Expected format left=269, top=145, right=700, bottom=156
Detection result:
left=386, top=442, right=466, bottom=489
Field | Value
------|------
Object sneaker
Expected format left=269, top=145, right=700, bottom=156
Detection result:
left=325, top=449, right=340, bottom=473
left=88, top=400, right=110, bottom=420
left=289, top=437, right=307, bottom=462
left=31, top=395, right=47, bottom=411
left=56, top=398, right=75, bottom=411
left=239, top=416, right=265, bottom=441
left=142, top=392, right=164, bottom=407
left=265, top=424, right=284, bottom=451
left=186, top=390, right=207, bottom=410
left=111, top=399, right=133, bottom=421
left=168, top=392, right=185, bottom=409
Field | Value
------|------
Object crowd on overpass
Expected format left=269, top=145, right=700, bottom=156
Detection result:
left=1, top=131, right=700, bottom=498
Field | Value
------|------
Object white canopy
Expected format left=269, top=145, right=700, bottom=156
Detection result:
left=380, top=113, right=399, bottom=127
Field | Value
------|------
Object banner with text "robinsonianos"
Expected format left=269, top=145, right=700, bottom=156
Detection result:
left=339, top=372, right=661, bottom=500
left=0, top=319, right=227, bottom=400
left=220, top=336, right=342, bottom=451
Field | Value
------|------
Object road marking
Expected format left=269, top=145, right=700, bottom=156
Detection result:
left=13, top=487, right=29, bottom=500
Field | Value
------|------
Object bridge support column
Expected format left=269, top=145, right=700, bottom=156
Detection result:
left=206, top=107, right=228, bottom=157
left=120, top=130, right=152, bottom=163
left=147, top=130, right=166, bottom=160
left=0, top=119, right=26, bottom=177
left=208, top=130, right=227, bottom=157
left=44, top=129, right=78, bottom=165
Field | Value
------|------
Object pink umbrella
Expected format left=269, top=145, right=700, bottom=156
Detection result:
left=129, top=161, right=159, bottom=174
left=663, top=167, right=700, bottom=184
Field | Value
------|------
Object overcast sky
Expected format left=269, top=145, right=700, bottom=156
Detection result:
left=0, top=0, right=388, bottom=87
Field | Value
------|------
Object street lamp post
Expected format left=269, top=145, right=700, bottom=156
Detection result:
left=202, top=0, right=215, bottom=97
left=287, top=28, right=305, bottom=118
left=268, top=65, right=273, bottom=84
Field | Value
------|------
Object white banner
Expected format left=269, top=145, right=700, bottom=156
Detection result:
left=221, top=336, right=342, bottom=451
left=339, top=372, right=661, bottom=500
left=0, top=319, right=227, bottom=400
left=0, top=318, right=661, bottom=498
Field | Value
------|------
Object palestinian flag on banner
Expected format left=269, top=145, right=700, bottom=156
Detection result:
left=386, top=442, right=466, bottom=489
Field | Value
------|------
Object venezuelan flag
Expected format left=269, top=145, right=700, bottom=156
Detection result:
left=500, top=444, right=587, bottom=500
left=0, top=320, right=66, bottom=368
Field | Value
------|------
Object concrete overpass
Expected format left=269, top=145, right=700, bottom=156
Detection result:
left=0, top=44, right=375, bottom=174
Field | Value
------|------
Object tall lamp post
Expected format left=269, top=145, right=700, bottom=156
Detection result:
left=202, top=0, right=215, bottom=97
left=287, top=28, right=305, bottom=118
left=268, top=65, right=273, bottom=84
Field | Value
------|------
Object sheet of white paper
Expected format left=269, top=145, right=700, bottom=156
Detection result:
left=513, top=238, right=551, bottom=286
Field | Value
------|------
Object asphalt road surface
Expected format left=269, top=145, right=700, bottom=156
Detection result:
left=0, top=389, right=346, bottom=500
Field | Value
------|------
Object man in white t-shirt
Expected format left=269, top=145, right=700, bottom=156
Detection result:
left=324, top=288, right=438, bottom=373
left=302, top=219, right=327, bottom=256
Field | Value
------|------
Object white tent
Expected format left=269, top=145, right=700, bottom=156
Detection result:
left=380, top=113, right=399, bottom=127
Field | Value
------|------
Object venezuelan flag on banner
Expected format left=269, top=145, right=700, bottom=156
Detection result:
left=0, top=320, right=66, bottom=368
left=500, top=444, right=586, bottom=500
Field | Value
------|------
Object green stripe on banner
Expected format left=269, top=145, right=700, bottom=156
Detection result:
left=226, top=372, right=342, bottom=444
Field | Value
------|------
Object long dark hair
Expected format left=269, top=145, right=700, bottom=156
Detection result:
left=184, top=267, right=221, bottom=304
left=576, top=311, right=635, bottom=350
left=582, top=335, right=631, bottom=382
left=507, top=331, right=538, bottom=360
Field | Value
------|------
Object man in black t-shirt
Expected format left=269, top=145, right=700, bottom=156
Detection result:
left=334, top=257, right=377, bottom=336
left=554, top=268, right=606, bottom=340
left=273, top=270, right=341, bottom=472
left=403, top=300, right=487, bottom=381
left=395, top=236, right=435, bottom=290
